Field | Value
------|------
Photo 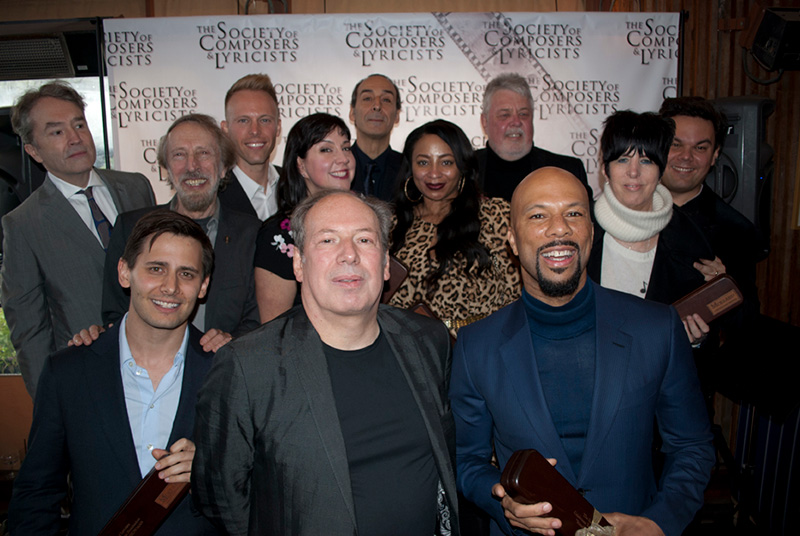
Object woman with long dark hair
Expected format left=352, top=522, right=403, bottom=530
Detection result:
left=254, top=113, right=355, bottom=322
left=389, top=119, right=520, bottom=337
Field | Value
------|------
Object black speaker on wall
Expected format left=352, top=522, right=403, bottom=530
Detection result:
left=750, top=8, right=800, bottom=72
left=708, top=96, right=774, bottom=261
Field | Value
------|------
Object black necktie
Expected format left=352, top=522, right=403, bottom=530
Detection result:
left=364, top=162, right=376, bottom=196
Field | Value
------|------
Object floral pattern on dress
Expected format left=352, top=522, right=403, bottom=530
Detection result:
left=271, top=218, right=295, bottom=258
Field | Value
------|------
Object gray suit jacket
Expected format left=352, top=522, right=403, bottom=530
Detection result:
left=192, top=305, right=459, bottom=535
left=1, top=169, right=155, bottom=397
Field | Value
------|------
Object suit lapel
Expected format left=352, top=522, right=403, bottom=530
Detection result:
left=85, top=324, right=142, bottom=488
left=203, top=205, right=232, bottom=330
left=39, top=178, right=105, bottom=258
left=499, top=301, right=575, bottom=481
left=219, top=172, right=258, bottom=219
left=578, top=285, right=632, bottom=483
left=645, top=237, right=672, bottom=303
left=288, top=313, right=357, bottom=528
left=98, top=168, right=126, bottom=214
left=379, top=310, right=456, bottom=501
left=167, top=328, right=207, bottom=446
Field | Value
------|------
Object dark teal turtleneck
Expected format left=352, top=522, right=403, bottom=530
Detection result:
left=521, top=282, right=596, bottom=477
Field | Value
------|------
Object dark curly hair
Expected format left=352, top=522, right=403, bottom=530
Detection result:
left=390, top=119, right=490, bottom=297
left=659, top=96, right=727, bottom=150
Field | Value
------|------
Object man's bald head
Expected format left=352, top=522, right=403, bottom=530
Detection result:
left=510, top=167, right=590, bottom=223
left=508, top=167, right=593, bottom=306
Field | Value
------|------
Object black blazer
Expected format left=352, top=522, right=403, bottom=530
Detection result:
left=9, top=324, right=219, bottom=535
left=351, top=144, right=404, bottom=202
left=217, top=166, right=282, bottom=221
left=192, top=305, right=459, bottom=535
left=678, top=186, right=761, bottom=315
left=102, top=203, right=260, bottom=336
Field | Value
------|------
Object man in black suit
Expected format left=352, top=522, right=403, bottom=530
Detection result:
left=218, top=74, right=282, bottom=221
left=476, top=73, right=592, bottom=203
left=659, top=96, right=761, bottom=309
left=193, top=191, right=458, bottom=535
left=9, top=211, right=219, bottom=535
left=349, top=74, right=404, bottom=201
left=102, top=114, right=260, bottom=351
left=1, top=81, right=155, bottom=398
left=659, top=97, right=762, bottom=398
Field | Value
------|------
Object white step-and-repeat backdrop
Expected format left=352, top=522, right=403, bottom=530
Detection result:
left=104, top=11, right=679, bottom=202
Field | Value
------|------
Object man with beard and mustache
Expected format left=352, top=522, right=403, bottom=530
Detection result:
left=99, top=114, right=260, bottom=351
left=450, top=167, right=714, bottom=536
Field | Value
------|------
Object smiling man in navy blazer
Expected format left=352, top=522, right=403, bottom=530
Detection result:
left=9, top=211, right=219, bottom=535
left=450, top=167, right=714, bottom=536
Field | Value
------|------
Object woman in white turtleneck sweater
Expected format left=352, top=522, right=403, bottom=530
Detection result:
left=587, top=110, right=724, bottom=344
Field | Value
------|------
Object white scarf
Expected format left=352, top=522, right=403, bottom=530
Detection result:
left=595, top=183, right=673, bottom=242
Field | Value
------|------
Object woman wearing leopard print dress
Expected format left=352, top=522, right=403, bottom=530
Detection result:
left=389, top=120, right=520, bottom=338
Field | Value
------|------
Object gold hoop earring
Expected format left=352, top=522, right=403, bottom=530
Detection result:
left=458, top=176, right=465, bottom=194
left=404, top=177, right=422, bottom=202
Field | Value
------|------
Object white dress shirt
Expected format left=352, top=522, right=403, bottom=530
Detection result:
left=231, top=164, right=279, bottom=220
left=48, top=170, right=119, bottom=246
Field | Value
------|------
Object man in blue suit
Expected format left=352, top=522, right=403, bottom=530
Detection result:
left=450, top=167, right=714, bottom=536
left=9, top=211, right=219, bottom=535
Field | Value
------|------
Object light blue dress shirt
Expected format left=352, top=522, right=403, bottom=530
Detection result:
left=119, top=314, right=188, bottom=477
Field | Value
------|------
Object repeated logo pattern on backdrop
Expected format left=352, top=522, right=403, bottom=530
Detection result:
left=104, top=12, right=679, bottom=202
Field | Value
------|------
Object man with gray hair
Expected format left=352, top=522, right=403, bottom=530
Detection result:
left=100, top=113, right=260, bottom=352
left=193, top=190, right=459, bottom=535
left=477, top=73, right=592, bottom=203
left=1, top=80, right=155, bottom=398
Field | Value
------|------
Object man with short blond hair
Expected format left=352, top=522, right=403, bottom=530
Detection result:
left=219, top=73, right=282, bottom=220
left=2, top=80, right=155, bottom=398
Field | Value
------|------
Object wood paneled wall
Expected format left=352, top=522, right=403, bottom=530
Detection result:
left=595, top=0, right=800, bottom=327
left=5, top=0, right=798, bottom=325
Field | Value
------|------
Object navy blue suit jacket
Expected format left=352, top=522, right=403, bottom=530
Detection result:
left=450, top=282, right=714, bottom=536
left=9, top=324, right=219, bottom=535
